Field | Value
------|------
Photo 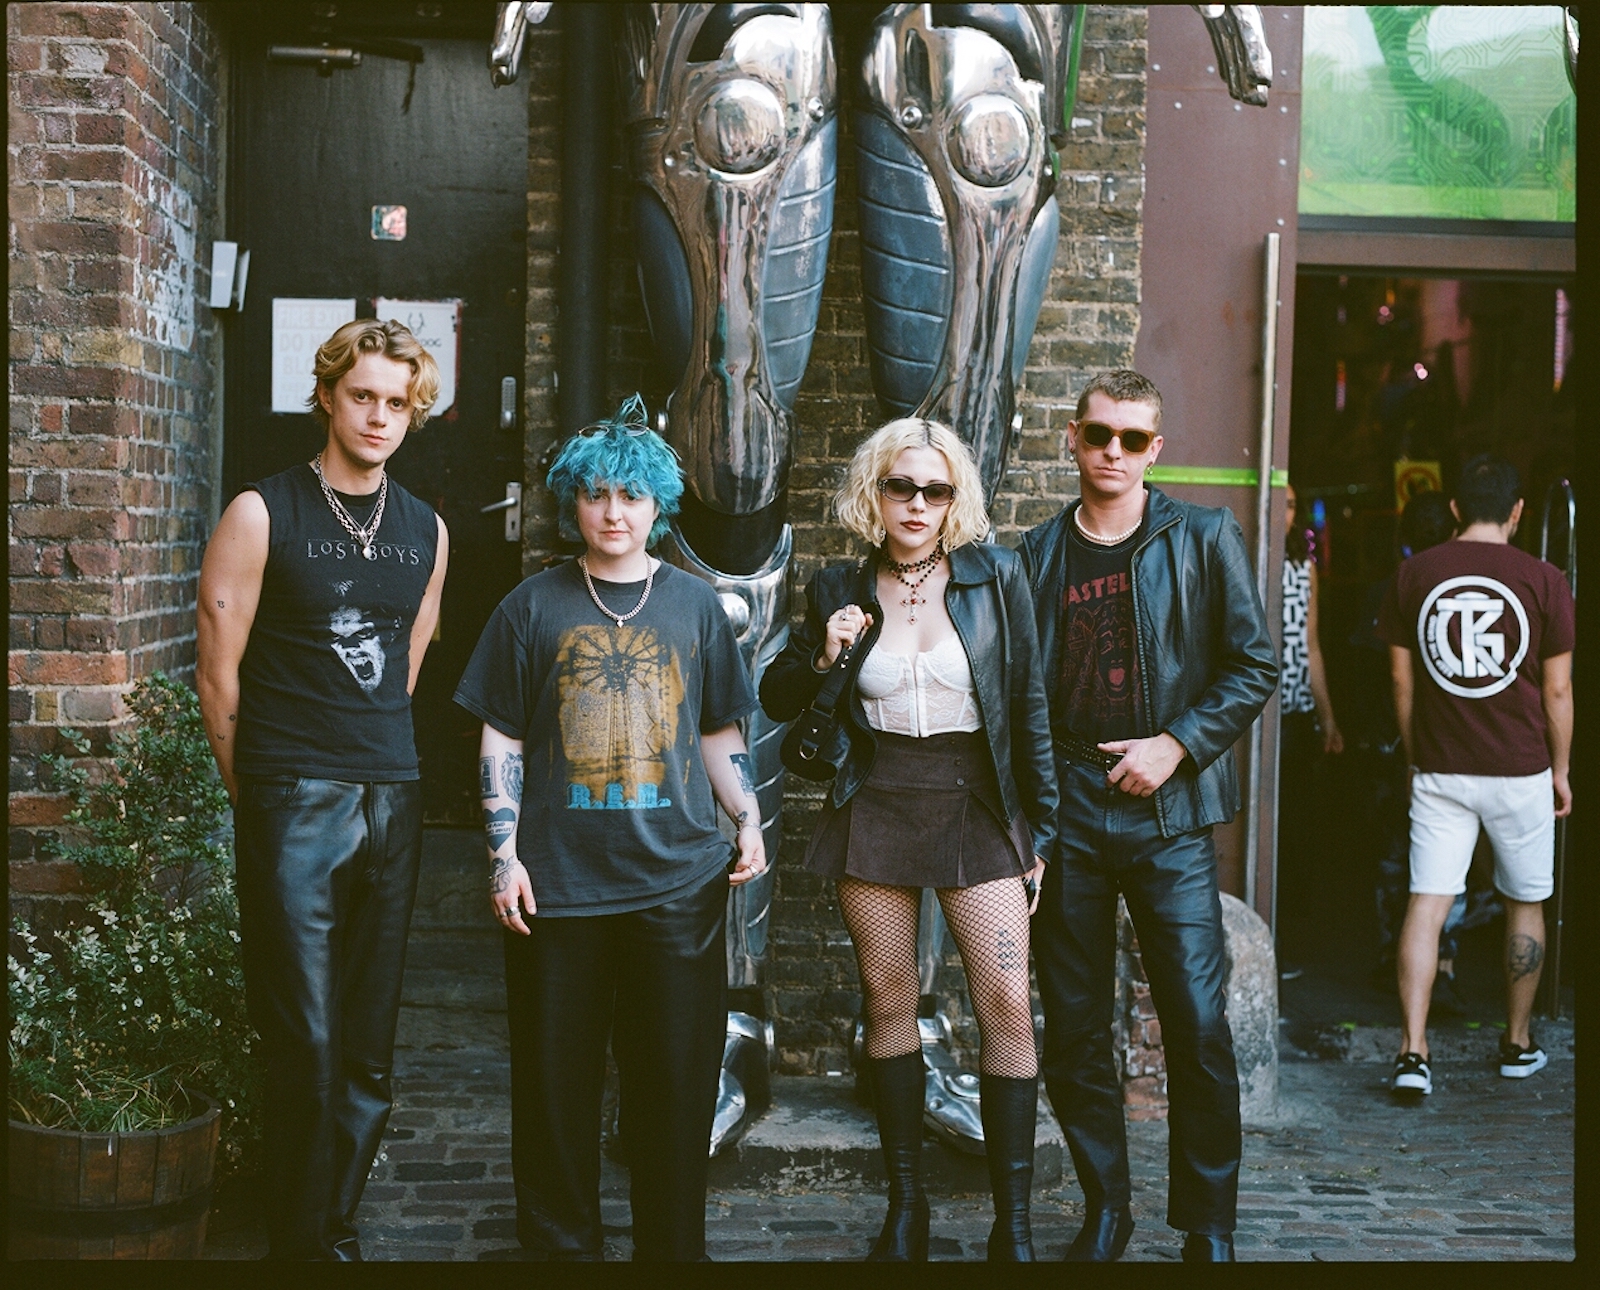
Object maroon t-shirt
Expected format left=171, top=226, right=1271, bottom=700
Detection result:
left=1378, top=539, right=1574, bottom=776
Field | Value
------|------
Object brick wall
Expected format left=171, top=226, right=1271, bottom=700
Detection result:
left=521, top=7, right=1149, bottom=1076
left=8, top=2, right=225, bottom=921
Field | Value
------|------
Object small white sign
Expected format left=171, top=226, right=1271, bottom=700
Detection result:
left=375, top=298, right=461, bottom=416
left=272, top=297, right=357, bottom=413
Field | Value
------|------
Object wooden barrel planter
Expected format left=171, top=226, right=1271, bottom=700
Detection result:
left=7, top=1095, right=222, bottom=1259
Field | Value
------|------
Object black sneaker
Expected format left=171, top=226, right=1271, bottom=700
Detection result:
left=1498, top=1036, right=1548, bottom=1079
left=1392, top=1052, right=1432, bottom=1096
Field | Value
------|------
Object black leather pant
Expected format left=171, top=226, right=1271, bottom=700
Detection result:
left=503, top=871, right=727, bottom=1261
left=235, top=777, right=423, bottom=1261
left=1035, top=759, right=1241, bottom=1236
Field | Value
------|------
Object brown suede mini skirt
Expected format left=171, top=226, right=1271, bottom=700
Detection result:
left=801, top=729, right=1033, bottom=889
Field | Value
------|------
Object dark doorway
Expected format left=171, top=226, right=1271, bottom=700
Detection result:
left=1276, top=269, right=1576, bottom=1031
left=223, top=5, right=527, bottom=824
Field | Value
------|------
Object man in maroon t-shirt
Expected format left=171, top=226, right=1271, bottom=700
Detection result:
left=1378, top=455, right=1574, bottom=1098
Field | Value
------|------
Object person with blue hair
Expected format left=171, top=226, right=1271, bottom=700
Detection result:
left=454, top=394, right=765, bottom=1261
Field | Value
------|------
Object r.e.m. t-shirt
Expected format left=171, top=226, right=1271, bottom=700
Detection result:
left=1378, top=539, right=1574, bottom=777
left=453, top=560, right=757, bottom=917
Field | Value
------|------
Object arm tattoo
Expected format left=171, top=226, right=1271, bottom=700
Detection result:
left=502, top=751, right=524, bottom=802
left=1507, top=933, right=1544, bottom=981
left=483, top=807, right=517, bottom=855
left=479, top=756, right=496, bottom=798
left=490, top=855, right=521, bottom=896
left=730, top=752, right=757, bottom=799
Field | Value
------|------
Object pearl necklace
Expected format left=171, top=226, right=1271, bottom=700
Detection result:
left=578, top=556, right=654, bottom=627
left=1074, top=506, right=1141, bottom=547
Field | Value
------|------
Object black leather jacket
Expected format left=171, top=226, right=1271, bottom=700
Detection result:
left=1018, top=487, right=1279, bottom=839
left=760, top=541, right=1059, bottom=859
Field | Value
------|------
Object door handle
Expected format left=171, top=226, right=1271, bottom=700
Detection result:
left=480, top=483, right=522, bottom=542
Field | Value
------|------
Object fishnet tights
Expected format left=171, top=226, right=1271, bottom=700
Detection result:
left=838, top=875, right=1038, bottom=1079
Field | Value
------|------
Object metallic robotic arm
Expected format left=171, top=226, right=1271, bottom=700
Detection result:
left=1192, top=5, right=1273, bottom=107
left=620, top=2, right=838, bottom=1154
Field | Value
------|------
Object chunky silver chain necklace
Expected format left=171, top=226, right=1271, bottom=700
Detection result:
left=1074, top=505, right=1141, bottom=547
left=311, top=453, right=388, bottom=559
left=578, top=556, right=654, bottom=627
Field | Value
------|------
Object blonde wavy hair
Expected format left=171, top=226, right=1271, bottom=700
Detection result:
left=308, top=318, right=441, bottom=432
left=833, top=418, right=990, bottom=550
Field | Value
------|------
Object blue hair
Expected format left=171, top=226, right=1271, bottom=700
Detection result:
left=545, top=393, right=683, bottom=547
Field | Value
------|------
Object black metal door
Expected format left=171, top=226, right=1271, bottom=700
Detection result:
left=224, top=6, right=526, bottom=824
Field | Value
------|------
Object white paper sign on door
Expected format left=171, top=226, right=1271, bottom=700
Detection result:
left=271, top=298, right=357, bottom=413
left=375, top=298, right=461, bottom=417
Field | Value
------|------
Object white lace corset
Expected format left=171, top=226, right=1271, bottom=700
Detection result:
left=855, top=633, right=982, bottom=736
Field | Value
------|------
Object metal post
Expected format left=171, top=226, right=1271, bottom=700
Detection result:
left=1539, top=478, right=1576, bottom=1017
left=557, top=6, right=611, bottom=436
left=1244, top=231, right=1281, bottom=919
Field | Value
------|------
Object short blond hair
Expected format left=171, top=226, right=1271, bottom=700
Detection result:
left=833, top=418, right=990, bottom=550
left=309, top=318, right=441, bottom=432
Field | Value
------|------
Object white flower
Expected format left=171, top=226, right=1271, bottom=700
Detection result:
left=134, top=997, right=143, bottom=1007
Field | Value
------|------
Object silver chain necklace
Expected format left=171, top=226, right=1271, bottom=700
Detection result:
left=1074, top=505, right=1141, bottom=547
left=311, top=453, right=388, bottom=559
left=578, top=556, right=654, bottom=627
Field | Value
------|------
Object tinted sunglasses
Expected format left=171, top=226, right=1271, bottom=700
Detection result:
left=879, top=476, right=956, bottom=506
left=1078, top=421, right=1156, bottom=454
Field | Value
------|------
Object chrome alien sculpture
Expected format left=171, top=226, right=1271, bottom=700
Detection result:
left=490, top=1, right=1274, bottom=1158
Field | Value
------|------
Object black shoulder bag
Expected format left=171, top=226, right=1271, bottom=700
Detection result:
left=779, top=636, right=869, bottom=783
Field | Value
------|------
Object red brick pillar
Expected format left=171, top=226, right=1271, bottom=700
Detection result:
left=8, top=3, right=225, bottom=924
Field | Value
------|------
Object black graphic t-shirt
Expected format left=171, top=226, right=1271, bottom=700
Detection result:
left=1054, top=516, right=1145, bottom=744
left=1378, top=539, right=1574, bottom=776
left=453, top=561, right=757, bottom=917
left=235, top=464, right=438, bottom=781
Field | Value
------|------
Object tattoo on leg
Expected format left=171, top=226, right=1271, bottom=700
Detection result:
left=1507, top=933, right=1544, bottom=981
left=502, top=751, right=524, bottom=802
left=484, top=806, right=517, bottom=853
left=996, top=926, right=1023, bottom=972
left=479, top=756, right=496, bottom=799
left=731, top=752, right=757, bottom=798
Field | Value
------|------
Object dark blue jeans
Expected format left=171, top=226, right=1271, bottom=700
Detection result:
left=1035, top=758, right=1241, bottom=1236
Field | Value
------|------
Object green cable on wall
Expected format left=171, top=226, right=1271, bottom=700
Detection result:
left=1144, top=466, right=1289, bottom=488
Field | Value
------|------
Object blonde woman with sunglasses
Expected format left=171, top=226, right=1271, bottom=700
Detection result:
left=760, top=419, right=1058, bottom=1262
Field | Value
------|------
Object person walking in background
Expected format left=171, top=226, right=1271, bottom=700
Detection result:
left=1382, top=455, right=1573, bottom=1098
left=1273, top=483, right=1343, bottom=964
left=197, top=319, right=448, bottom=1260
left=760, top=419, right=1057, bottom=1262
left=453, top=397, right=765, bottom=1261
left=1018, top=370, right=1278, bottom=1263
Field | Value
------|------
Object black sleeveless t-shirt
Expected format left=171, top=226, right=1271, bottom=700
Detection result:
left=235, top=463, right=438, bottom=781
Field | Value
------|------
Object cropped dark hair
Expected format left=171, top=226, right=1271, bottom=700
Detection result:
left=1075, top=369, right=1164, bottom=430
left=1452, top=454, right=1521, bottom=526
left=1399, top=489, right=1456, bottom=556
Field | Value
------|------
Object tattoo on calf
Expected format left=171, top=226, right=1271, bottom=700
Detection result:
left=1507, top=933, right=1544, bottom=981
left=483, top=806, right=517, bottom=854
left=502, top=752, right=524, bottom=803
left=480, top=756, right=496, bottom=799
left=731, top=752, right=757, bottom=799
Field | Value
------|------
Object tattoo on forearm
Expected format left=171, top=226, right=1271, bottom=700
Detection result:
left=479, top=756, right=496, bottom=799
left=1507, top=933, right=1544, bottom=981
left=490, top=855, right=521, bottom=896
left=483, top=806, right=517, bottom=854
left=731, top=752, right=757, bottom=798
left=996, top=926, right=1023, bottom=972
left=502, top=752, right=524, bottom=802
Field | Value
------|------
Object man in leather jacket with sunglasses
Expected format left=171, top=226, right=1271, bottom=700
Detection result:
left=1018, top=369, right=1278, bottom=1263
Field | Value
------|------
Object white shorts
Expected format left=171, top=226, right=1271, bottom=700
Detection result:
left=1409, top=770, right=1555, bottom=903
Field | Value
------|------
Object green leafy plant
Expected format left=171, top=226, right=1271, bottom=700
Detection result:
left=8, top=673, right=261, bottom=1176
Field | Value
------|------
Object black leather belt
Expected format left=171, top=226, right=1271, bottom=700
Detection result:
left=1054, top=732, right=1121, bottom=772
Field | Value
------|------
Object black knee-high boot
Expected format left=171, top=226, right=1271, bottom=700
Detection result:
left=865, top=1052, right=930, bottom=1262
left=980, top=1073, right=1037, bottom=1262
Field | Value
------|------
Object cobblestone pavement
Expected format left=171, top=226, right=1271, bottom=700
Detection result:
left=205, top=1020, right=1574, bottom=1261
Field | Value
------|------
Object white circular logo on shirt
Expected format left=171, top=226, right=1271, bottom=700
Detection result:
left=1416, top=575, right=1529, bottom=699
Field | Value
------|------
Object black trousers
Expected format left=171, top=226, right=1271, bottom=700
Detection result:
left=234, top=777, right=423, bottom=1261
left=1035, top=759, right=1241, bottom=1236
left=503, top=870, right=728, bottom=1261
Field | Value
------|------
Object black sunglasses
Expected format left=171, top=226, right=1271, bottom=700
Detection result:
left=879, top=476, right=956, bottom=506
left=1078, top=421, right=1156, bottom=454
